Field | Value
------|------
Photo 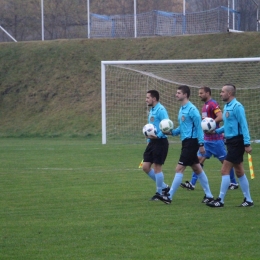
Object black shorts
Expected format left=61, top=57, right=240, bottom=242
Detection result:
left=143, top=138, right=169, bottom=165
left=225, top=135, right=244, bottom=164
left=179, top=138, right=199, bottom=167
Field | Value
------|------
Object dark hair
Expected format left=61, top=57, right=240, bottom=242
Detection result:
left=178, top=85, right=190, bottom=98
left=200, top=86, right=211, bottom=95
left=147, top=90, right=159, bottom=101
left=224, top=84, right=236, bottom=96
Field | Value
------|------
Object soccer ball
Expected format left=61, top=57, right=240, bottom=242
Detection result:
left=201, top=117, right=216, bottom=132
left=159, top=119, right=174, bottom=133
left=142, top=124, right=157, bottom=137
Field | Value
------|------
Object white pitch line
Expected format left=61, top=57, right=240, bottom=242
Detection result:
left=34, top=167, right=142, bottom=172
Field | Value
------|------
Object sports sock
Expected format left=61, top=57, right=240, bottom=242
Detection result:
left=147, top=169, right=156, bottom=181
left=238, top=174, right=253, bottom=202
left=155, top=172, right=164, bottom=195
left=197, top=171, right=213, bottom=198
left=229, top=168, right=237, bottom=184
left=147, top=169, right=167, bottom=189
left=219, top=175, right=230, bottom=203
left=190, top=163, right=203, bottom=186
left=169, top=173, right=183, bottom=199
left=162, top=181, right=168, bottom=189
left=190, top=173, right=198, bottom=186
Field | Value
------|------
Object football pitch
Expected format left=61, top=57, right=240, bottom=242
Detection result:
left=1, top=138, right=260, bottom=260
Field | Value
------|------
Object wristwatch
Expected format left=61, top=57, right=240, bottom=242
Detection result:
left=199, top=143, right=204, bottom=147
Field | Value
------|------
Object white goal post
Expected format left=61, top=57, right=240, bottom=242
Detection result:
left=101, top=57, right=260, bottom=144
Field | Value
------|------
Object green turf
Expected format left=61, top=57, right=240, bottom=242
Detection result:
left=1, top=138, right=260, bottom=259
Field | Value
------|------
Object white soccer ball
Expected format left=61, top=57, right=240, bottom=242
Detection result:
left=201, top=117, right=216, bottom=132
left=142, top=124, right=157, bottom=137
left=159, top=119, right=174, bottom=133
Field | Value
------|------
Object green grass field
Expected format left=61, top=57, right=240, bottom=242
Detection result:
left=1, top=138, right=260, bottom=259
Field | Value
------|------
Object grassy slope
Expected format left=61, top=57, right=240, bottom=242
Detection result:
left=0, top=32, right=260, bottom=137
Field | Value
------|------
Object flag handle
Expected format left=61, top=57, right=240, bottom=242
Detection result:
left=248, top=153, right=255, bottom=179
left=138, top=159, right=143, bottom=169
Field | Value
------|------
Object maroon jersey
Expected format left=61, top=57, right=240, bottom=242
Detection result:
left=202, top=99, right=223, bottom=141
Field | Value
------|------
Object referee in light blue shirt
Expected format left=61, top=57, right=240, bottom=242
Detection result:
left=142, top=90, right=170, bottom=200
left=156, top=85, right=214, bottom=204
left=207, top=84, right=254, bottom=207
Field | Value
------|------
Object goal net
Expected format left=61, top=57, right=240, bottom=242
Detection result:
left=101, top=58, right=260, bottom=144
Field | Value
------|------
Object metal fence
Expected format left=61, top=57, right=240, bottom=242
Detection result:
left=89, top=7, right=235, bottom=38
left=0, top=1, right=259, bottom=42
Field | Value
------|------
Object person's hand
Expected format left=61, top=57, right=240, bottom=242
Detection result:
left=204, top=130, right=215, bottom=134
left=199, top=146, right=205, bottom=154
left=148, top=134, right=157, bottom=139
left=162, top=131, right=172, bottom=135
left=245, top=145, right=252, bottom=154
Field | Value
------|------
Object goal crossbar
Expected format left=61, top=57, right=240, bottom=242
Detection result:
left=102, top=57, right=260, bottom=66
left=101, top=57, right=260, bottom=144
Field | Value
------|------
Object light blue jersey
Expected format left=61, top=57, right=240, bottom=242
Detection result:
left=215, top=98, right=250, bottom=145
left=171, top=101, right=204, bottom=144
left=148, top=102, right=169, bottom=139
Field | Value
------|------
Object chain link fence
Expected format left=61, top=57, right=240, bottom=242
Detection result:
left=0, top=0, right=259, bottom=42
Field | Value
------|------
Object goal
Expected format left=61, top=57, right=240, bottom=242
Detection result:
left=101, top=58, right=260, bottom=144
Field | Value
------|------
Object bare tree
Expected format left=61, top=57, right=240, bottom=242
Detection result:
left=44, top=0, right=87, bottom=40
left=0, top=0, right=40, bottom=41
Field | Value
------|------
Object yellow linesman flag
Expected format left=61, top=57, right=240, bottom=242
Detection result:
left=138, top=159, right=143, bottom=169
left=248, top=153, right=255, bottom=179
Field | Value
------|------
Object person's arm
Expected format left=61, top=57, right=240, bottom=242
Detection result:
left=190, top=108, right=206, bottom=153
left=214, top=111, right=222, bottom=124
left=235, top=105, right=250, bottom=146
left=171, top=127, right=180, bottom=136
left=156, top=108, right=169, bottom=138
left=215, top=126, right=224, bottom=134
left=192, top=108, right=204, bottom=145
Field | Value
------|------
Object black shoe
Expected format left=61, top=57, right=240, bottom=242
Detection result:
left=237, top=198, right=254, bottom=207
left=206, top=197, right=224, bottom=207
left=180, top=181, right=195, bottom=190
left=162, top=185, right=170, bottom=196
left=228, top=183, right=239, bottom=190
left=150, top=192, right=160, bottom=201
left=154, top=193, right=172, bottom=204
left=201, top=194, right=214, bottom=203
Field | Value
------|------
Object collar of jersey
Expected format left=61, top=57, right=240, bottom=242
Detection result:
left=181, top=101, right=190, bottom=109
left=152, top=102, right=160, bottom=110
left=226, top=98, right=236, bottom=106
